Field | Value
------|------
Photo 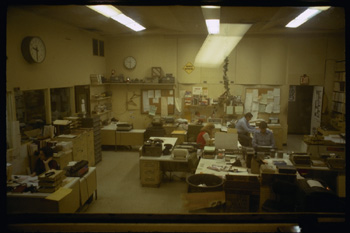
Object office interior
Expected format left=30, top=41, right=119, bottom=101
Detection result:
left=5, top=2, right=347, bottom=232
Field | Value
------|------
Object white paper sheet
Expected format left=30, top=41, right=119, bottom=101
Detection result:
left=235, top=106, right=244, bottom=114
left=267, top=90, right=274, bottom=99
left=168, top=96, right=174, bottom=105
left=155, top=90, right=161, bottom=99
left=244, top=93, right=253, bottom=112
left=148, top=90, right=154, bottom=98
left=193, top=87, right=202, bottom=95
left=265, top=102, right=274, bottom=113
left=252, top=102, right=259, bottom=111
left=149, top=105, right=157, bottom=116
left=153, top=98, right=159, bottom=103
left=273, top=88, right=280, bottom=96
left=143, top=91, right=150, bottom=112
left=226, top=106, right=233, bottom=114
left=161, top=97, right=168, bottom=116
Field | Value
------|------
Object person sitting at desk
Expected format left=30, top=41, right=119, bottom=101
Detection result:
left=236, top=112, right=257, bottom=147
left=196, top=123, right=215, bottom=149
left=193, top=111, right=203, bottom=125
left=252, top=121, right=275, bottom=148
left=31, top=146, right=59, bottom=176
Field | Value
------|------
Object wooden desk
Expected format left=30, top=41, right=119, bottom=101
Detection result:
left=140, top=137, right=188, bottom=187
left=101, top=124, right=117, bottom=147
left=101, top=123, right=146, bottom=149
left=7, top=176, right=80, bottom=213
left=116, top=129, right=146, bottom=147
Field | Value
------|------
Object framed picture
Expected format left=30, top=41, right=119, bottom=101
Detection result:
left=300, top=74, right=309, bottom=85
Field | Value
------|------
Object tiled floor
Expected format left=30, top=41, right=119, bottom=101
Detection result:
left=81, top=134, right=305, bottom=213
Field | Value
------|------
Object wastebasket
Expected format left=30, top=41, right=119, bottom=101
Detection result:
left=186, top=174, right=224, bottom=193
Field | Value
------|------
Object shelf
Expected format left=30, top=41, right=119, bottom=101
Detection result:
left=90, top=96, right=111, bottom=101
left=108, top=82, right=175, bottom=86
left=93, top=110, right=111, bottom=116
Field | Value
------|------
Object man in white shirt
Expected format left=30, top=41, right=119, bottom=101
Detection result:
left=235, top=112, right=257, bottom=147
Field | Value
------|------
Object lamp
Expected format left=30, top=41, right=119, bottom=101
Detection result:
left=286, top=6, right=330, bottom=28
left=86, top=5, right=145, bottom=32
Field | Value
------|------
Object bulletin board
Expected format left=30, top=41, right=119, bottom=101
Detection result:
left=244, top=87, right=281, bottom=120
left=141, top=89, right=175, bottom=115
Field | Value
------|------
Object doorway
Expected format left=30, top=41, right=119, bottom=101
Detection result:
left=287, top=85, right=313, bottom=134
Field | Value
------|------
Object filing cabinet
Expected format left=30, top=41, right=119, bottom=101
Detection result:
left=140, top=160, right=161, bottom=187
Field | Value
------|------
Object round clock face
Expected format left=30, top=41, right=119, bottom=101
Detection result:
left=21, top=36, right=46, bottom=63
left=124, top=56, right=136, bottom=69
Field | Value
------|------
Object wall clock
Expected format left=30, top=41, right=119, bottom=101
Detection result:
left=21, top=36, right=46, bottom=63
left=124, top=56, right=137, bottom=70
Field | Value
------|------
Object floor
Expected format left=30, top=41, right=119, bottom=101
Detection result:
left=81, top=134, right=305, bottom=213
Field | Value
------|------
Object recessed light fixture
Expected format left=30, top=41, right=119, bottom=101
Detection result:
left=201, top=6, right=221, bottom=34
left=86, top=5, right=145, bottom=32
left=286, top=6, right=331, bottom=28
left=195, top=24, right=252, bottom=68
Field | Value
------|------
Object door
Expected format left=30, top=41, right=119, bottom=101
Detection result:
left=310, top=86, right=323, bottom=135
left=287, top=85, right=314, bottom=134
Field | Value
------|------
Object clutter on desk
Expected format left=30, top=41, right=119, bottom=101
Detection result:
left=202, top=146, right=216, bottom=159
left=65, top=160, right=89, bottom=177
left=277, top=165, right=297, bottom=174
left=290, top=152, right=311, bottom=167
left=38, top=169, right=65, bottom=193
left=143, top=138, right=163, bottom=157
left=326, top=158, right=346, bottom=170
left=172, top=148, right=188, bottom=160
left=116, top=122, right=133, bottom=131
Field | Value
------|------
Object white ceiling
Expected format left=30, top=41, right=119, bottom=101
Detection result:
left=15, top=5, right=345, bottom=37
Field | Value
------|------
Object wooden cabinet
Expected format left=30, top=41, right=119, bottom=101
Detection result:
left=116, top=129, right=146, bottom=146
left=55, top=130, right=95, bottom=166
left=268, top=124, right=283, bottom=150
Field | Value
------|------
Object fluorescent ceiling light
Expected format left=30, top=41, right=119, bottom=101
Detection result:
left=201, top=6, right=220, bottom=34
left=205, top=19, right=220, bottom=34
left=195, top=24, right=252, bottom=68
left=286, top=6, right=331, bottom=28
left=86, top=5, right=145, bottom=32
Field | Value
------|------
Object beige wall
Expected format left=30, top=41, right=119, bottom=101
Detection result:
left=6, top=7, right=345, bottom=141
left=6, top=7, right=106, bottom=91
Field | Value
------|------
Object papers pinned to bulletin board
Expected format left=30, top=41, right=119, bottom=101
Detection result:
left=244, top=87, right=281, bottom=119
left=141, top=89, right=175, bottom=115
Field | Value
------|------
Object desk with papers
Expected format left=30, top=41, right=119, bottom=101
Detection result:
left=7, top=175, right=80, bottom=213
left=7, top=167, right=97, bottom=213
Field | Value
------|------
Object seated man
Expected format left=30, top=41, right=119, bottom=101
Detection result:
left=252, top=121, right=275, bottom=149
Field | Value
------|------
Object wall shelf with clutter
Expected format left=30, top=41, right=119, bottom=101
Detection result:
left=89, top=74, right=112, bottom=123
